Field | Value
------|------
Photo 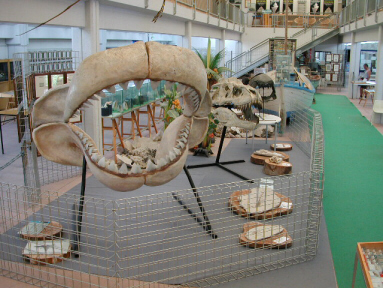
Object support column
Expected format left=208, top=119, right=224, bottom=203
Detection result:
left=320, top=0, right=324, bottom=14
left=220, top=29, right=226, bottom=68
left=81, top=0, right=102, bottom=153
left=71, top=27, right=83, bottom=62
left=348, top=32, right=360, bottom=99
left=183, top=21, right=192, bottom=49
left=373, top=25, right=383, bottom=123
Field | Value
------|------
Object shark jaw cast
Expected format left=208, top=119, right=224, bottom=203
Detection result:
left=32, top=41, right=211, bottom=192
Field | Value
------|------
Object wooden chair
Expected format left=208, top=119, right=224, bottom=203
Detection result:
left=0, top=98, right=10, bottom=121
left=359, top=89, right=375, bottom=107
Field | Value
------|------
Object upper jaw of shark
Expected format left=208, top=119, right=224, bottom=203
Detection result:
left=32, top=41, right=210, bottom=192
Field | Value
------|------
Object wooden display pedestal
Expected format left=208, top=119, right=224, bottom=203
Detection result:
left=264, top=159, right=292, bottom=176
left=270, top=143, right=293, bottom=151
left=19, top=221, right=63, bottom=240
left=239, top=222, right=292, bottom=249
left=250, top=151, right=290, bottom=165
left=229, top=189, right=293, bottom=220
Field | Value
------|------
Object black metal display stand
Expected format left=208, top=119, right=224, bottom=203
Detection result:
left=187, top=126, right=251, bottom=182
left=172, top=166, right=218, bottom=239
left=73, top=156, right=87, bottom=255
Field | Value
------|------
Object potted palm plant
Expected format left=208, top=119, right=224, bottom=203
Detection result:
left=194, top=38, right=232, bottom=90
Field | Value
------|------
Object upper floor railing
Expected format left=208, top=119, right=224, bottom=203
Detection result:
left=168, top=0, right=246, bottom=26
left=245, top=12, right=339, bottom=29
left=225, top=13, right=340, bottom=77
left=339, top=0, right=383, bottom=26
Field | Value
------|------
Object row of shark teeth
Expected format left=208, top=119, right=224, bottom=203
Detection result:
left=184, top=87, right=200, bottom=112
left=72, top=122, right=190, bottom=175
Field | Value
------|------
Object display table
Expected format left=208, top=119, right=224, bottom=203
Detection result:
left=351, top=81, right=376, bottom=99
left=252, top=114, right=281, bottom=151
left=101, top=102, right=159, bottom=162
left=352, top=242, right=383, bottom=288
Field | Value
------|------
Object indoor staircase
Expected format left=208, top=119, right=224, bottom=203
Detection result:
left=226, top=15, right=340, bottom=78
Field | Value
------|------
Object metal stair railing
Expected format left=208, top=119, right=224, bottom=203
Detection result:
left=225, top=13, right=340, bottom=77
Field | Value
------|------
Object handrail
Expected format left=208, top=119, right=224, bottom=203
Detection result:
left=225, top=16, right=340, bottom=76
left=229, top=39, right=269, bottom=62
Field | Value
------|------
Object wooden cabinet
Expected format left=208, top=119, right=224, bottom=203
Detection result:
left=0, top=59, right=14, bottom=93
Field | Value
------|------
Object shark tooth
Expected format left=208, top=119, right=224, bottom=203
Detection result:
left=131, top=163, right=142, bottom=174
left=173, top=147, right=181, bottom=156
left=157, top=158, right=167, bottom=168
left=176, top=141, right=185, bottom=149
left=88, top=147, right=93, bottom=154
left=90, top=95, right=99, bottom=101
left=146, top=159, right=157, bottom=172
left=82, top=138, right=88, bottom=144
left=179, top=137, right=188, bottom=144
left=119, top=163, right=129, bottom=174
left=77, top=132, right=84, bottom=139
left=82, top=103, right=90, bottom=108
left=165, top=155, right=171, bottom=163
left=168, top=151, right=176, bottom=161
left=98, top=157, right=106, bottom=168
left=91, top=153, right=100, bottom=162
left=119, top=81, right=129, bottom=90
left=177, top=84, right=185, bottom=93
left=151, top=80, right=160, bottom=90
left=106, top=85, right=116, bottom=93
left=107, top=161, right=118, bottom=173
left=184, top=87, right=194, bottom=95
left=96, top=91, right=106, bottom=98
left=134, top=80, right=144, bottom=90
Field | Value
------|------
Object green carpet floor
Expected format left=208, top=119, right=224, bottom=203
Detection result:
left=313, top=94, right=383, bottom=288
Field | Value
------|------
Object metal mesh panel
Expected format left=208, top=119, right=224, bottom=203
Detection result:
left=0, top=93, right=324, bottom=287
left=0, top=169, right=323, bottom=287
left=13, top=50, right=82, bottom=188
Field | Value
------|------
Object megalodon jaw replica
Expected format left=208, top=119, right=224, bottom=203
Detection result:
left=32, top=41, right=211, bottom=192
left=210, top=77, right=262, bottom=130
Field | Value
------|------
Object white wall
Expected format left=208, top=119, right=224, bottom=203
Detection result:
left=314, top=35, right=341, bottom=53
left=241, top=27, right=303, bottom=51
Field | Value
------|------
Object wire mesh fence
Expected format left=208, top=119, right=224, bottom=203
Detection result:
left=0, top=169, right=323, bottom=287
left=13, top=50, right=83, bottom=188
left=0, top=93, right=324, bottom=287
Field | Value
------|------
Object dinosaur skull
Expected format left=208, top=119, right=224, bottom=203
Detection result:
left=32, top=41, right=210, bottom=192
left=211, top=77, right=262, bottom=109
left=210, top=77, right=262, bottom=130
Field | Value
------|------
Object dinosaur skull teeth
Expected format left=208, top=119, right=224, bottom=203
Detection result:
left=69, top=121, right=191, bottom=176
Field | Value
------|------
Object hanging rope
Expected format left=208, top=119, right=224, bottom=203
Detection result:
left=17, top=0, right=82, bottom=36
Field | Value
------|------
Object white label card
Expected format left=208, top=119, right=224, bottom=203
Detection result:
left=274, top=237, right=288, bottom=244
left=280, top=202, right=292, bottom=209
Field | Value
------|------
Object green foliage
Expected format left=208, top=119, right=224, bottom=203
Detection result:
left=194, top=38, right=232, bottom=83
left=162, top=84, right=182, bottom=129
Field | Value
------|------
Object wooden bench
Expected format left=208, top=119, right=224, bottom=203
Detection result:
left=371, top=100, right=383, bottom=124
